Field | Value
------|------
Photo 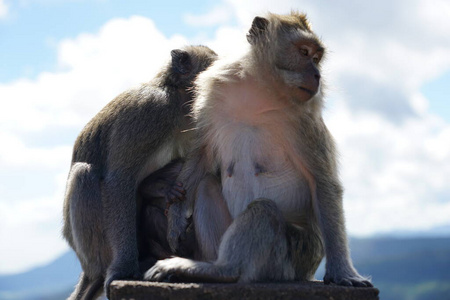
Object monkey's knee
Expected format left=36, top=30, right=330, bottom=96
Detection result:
left=247, top=198, right=279, bottom=210
left=287, top=223, right=324, bottom=280
left=63, top=163, right=94, bottom=240
left=216, top=198, right=294, bottom=282
left=67, top=163, right=102, bottom=224
left=244, top=198, right=285, bottom=224
left=65, top=163, right=106, bottom=274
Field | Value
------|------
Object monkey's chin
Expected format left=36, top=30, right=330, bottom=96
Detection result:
left=297, top=86, right=317, bottom=101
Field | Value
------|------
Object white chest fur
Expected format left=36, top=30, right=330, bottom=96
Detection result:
left=213, top=121, right=311, bottom=220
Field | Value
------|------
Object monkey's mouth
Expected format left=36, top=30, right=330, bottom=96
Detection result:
left=298, top=86, right=316, bottom=96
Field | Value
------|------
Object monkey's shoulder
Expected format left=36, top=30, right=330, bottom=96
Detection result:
left=196, top=58, right=245, bottom=88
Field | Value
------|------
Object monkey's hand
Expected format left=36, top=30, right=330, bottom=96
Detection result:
left=324, top=264, right=373, bottom=287
left=143, top=257, right=196, bottom=282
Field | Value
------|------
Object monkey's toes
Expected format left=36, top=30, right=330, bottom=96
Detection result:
left=144, top=266, right=177, bottom=282
left=324, top=273, right=373, bottom=288
left=144, top=267, right=165, bottom=281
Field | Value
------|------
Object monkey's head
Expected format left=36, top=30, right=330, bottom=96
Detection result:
left=247, top=12, right=325, bottom=102
left=167, top=45, right=218, bottom=88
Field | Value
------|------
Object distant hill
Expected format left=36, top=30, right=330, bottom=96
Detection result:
left=315, top=237, right=450, bottom=300
left=1, top=237, right=449, bottom=300
left=0, top=251, right=81, bottom=300
left=351, top=237, right=450, bottom=300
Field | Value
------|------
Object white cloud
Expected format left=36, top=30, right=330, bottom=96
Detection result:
left=0, top=15, right=189, bottom=274
left=0, top=0, right=8, bottom=19
left=0, top=132, right=72, bottom=169
left=0, top=186, right=68, bottom=273
left=0, top=16, right=188, bottom=135
left=327, top=101, right=450, bottom=235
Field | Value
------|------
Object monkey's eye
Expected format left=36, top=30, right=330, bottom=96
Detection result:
left=299, top=48, right=308, bottom=56
left=313, top=57, right=320, bottom=64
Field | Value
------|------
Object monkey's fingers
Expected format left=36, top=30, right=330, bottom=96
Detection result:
left=143, top=258, right=185, bottom=282
left=166, top=187, right=186, bottom=203
left=324, top=273, right=373, bottom=288
left=361, top=280, right=374, bottom=287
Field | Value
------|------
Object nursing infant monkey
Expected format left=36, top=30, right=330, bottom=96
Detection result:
left=146, top=12, right=373, bottom=288
left=62, top=45, right=217, bottom=299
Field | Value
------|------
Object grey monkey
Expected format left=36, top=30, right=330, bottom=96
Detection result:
left=62, top=45, right=217, bottom=299
left=146, top=12, right=373, bottom=288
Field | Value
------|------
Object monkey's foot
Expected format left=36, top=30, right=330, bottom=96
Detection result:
left=105, top=264, right=141, bottom=298
left=143, top=257, right=194, bottom=282
left=324, top=270, right=373, bottom=287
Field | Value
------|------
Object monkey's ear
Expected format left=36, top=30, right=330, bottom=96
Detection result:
left=246, top=16, right=269, bottom=45
left=171, top=49, right=192, bottom=74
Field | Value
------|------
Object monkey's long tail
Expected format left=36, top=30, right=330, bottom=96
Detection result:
left=67, top=272, right=104, bottom=300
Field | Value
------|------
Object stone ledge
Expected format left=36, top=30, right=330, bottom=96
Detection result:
left=110, top=280, right=380, bottom=300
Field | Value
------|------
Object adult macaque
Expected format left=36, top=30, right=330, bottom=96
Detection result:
left=146, top=12, right=373, bottom=287
left=62, top=45, right=217, bottom=299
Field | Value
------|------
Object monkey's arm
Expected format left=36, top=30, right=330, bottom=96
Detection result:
left=166, top=142, right=213, bottom=253
left=307, top=123, right=372, bottom=287
left=139, top=159, right=185, bottom=200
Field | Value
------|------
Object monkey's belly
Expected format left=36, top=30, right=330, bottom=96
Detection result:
left=221, top=161, right=311, bottom=220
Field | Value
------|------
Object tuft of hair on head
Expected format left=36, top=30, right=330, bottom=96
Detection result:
left=266, top=10, right=313, bottom=32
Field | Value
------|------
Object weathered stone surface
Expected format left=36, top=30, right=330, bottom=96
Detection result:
left=110, top=280, right=380, bottom=300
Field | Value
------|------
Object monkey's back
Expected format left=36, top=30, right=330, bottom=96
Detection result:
left=71, top=81, right=187, bottom=176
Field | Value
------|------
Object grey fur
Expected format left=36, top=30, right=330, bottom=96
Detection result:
left=149, top=12, right=372, bottom=288
left=62, top=45, right=217, bottom=300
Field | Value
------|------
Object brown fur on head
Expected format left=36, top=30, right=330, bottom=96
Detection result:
left=246, top=11, right=316, bottom=47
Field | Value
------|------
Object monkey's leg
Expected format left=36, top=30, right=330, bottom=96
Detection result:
left=314, top=179, right=373, bottom=287
left=193, top=174, right=232, bottom=261
left=63, top=163, right=109, bottom=299
left=102, top=174, right=141, bottom=291
left=285, top=222, right=324, bottom=281
left=145, top=199, right=296, bottom=283
left=216, top=199, right=295, bottom=282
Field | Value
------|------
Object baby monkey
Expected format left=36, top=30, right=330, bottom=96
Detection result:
left=62, top=45, right=217, bottom=299
left=146, top=12, right=373, bottom=288
left=138, top=158, right=196, bottom=273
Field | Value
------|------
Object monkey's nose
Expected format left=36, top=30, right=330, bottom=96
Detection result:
left=315, top=73, right=321, bottom=82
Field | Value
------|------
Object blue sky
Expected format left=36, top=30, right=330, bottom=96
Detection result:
left=0, top=0, right=449, bottom=275
left=0, top=0, right=223, bottom=81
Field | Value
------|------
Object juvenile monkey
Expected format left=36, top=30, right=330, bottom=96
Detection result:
left=62, top=45, right=217, bottom=299
left=146, top=12, right=373, bottom=287
left=138, top=158, right=193, bottom=272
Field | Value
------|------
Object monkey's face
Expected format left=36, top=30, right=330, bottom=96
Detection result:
left=278, top=34, right=324, bottom=102
left=247, top=13, right=325, bottom=103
